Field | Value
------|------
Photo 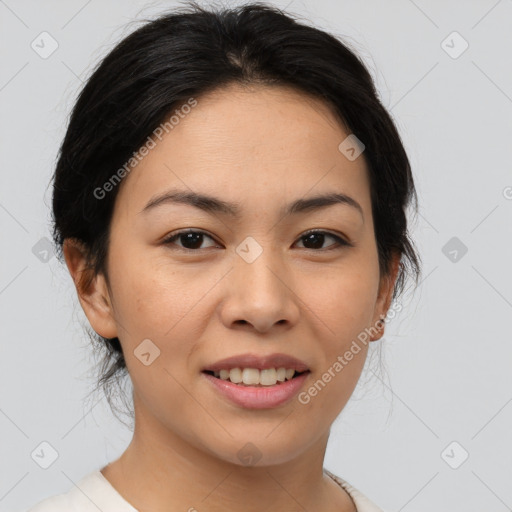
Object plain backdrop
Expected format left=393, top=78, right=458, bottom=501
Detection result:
left=1, top=1, right=511, bottom=511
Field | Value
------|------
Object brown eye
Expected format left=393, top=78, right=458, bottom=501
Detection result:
left=162, top=230, right=218, bottom=251
left=295, top=230, right=351, bottom=250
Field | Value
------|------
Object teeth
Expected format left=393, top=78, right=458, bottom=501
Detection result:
left=228, top=368, right=242, bottom=384
left=242, top=368, right=260, bottom=385
left=212, top=367, right=301, bottom=386
left=259, top=368, right=277, bottom=386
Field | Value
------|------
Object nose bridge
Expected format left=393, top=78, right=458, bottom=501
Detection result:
left=220, top=234, right=299, bottom=331
left=234, top=235, right=286, bottom=301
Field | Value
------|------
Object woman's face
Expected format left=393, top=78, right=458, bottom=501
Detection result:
left=69, top=83, right=398, bottom=467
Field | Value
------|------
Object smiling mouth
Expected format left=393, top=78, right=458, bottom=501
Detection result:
left=202, top=369, right=310, bottom=387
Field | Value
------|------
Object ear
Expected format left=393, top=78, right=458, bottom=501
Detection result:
left=63, top=238, right=118, bottom=339
left=369, top=250, right=401, bottom=342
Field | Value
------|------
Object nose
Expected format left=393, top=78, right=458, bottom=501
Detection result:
left=218, top=245, right=300, bottom=334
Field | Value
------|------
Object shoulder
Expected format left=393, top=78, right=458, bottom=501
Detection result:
left=24, top=469, right=138, bottom=512
left=24, top=492, right=73, bottom=512
left=324, top=469, right=389, bottom=512
left=24, top=471, right=105, bottom=512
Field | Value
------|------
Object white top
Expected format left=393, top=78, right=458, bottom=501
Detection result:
left=24, top=468, right=386, bottom=512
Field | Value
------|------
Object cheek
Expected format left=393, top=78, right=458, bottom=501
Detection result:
left=111, top=258, right=214, bottom=387
left=301, top=266, right=378, bottom=338
left=296, top=274, right=374, bottom=425
left=111, top=251, right=205, bottom=335
left=116, top=269, right=202, bottom=416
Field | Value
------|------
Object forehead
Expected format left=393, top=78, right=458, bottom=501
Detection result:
left=174, top=83, right=351, bottom=159
left=114, top=83, right=370, bottom=218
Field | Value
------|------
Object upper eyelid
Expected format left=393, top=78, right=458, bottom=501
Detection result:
left=164, top=228, right=350, bottom=247
left=164, top=229, right=218, bottom=243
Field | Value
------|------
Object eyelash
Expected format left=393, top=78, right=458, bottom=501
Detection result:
left=161, top=229, right=352, bottom=252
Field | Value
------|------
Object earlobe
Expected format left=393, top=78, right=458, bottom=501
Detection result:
left=62, top=238, right=118, bottom=339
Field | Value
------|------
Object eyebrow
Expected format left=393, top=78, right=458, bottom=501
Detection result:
left=139, top=188, right=364, bottom=220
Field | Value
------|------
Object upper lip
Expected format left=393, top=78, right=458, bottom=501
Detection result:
left=202, top=353, right=310, bottom=373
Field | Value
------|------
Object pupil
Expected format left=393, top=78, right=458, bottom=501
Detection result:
left=303, top=233, right=324, bottom=249
left=179, top=233, right=325, bottom=250
left=181, top=232, right=203, bottom=249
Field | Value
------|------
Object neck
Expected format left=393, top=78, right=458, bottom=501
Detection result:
left=101, top=396, right=356, bottom=511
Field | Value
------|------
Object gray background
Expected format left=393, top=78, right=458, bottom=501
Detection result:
left=1, top=0, right=511, bottom=511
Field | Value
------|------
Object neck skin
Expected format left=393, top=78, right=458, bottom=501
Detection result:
left=101, top=394, right=357, bottom=512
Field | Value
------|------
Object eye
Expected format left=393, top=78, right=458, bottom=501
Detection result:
left=162, top=229, right=219, bottom=251
left=162, top=229, right=351, bottom=252
left=294, top=230, right=351, bottom=250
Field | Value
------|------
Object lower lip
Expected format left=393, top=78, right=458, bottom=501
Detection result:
left=202, top=372, right=310, bottom=409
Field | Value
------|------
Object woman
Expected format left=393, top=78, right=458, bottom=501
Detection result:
left=27, top=2, right=420, bottom=510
